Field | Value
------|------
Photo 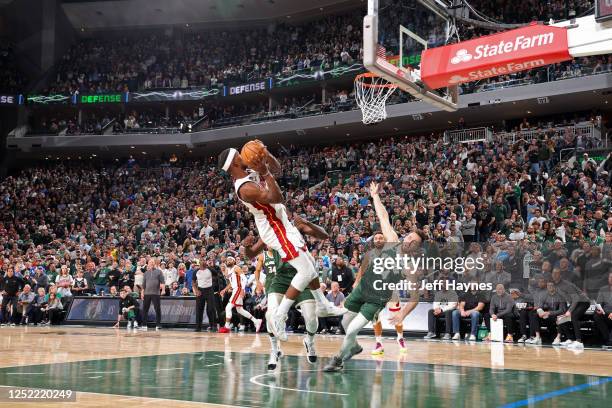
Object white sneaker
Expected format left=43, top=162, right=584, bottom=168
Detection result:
left=126, top=322, right=132, bottom=330
left=238, top=324, right=246, bottom=332
left=316, top=302, right=347, bottom=318
left=552, top=336, right=561, bottom=346
left=452, top=333, right=461, bottom=341
left=303, top=337, right=317, bottom=364
left=423, top=332, right=436, bottom=339
left=561, top=339, right=573, bottom=347
left=468, top=334, right=477, bottom=342
left=267, top=351, right=282, bottom=370
left=270, top=312, right=288, bottom=341
left=517, top=335, right=527, bottom=344
left=532, top=337, right=542, bottom=345
left=567, top=341, right=584, bottom=350
left=253, top=319, right=263, bottom=333
left=141, top=326, right=148, bottom=331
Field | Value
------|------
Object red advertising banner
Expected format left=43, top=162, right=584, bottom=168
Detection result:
left=421, top=23, right=572, bottom=89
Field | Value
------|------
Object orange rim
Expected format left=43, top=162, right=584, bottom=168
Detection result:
left=355, top=72, right=398, bottom=89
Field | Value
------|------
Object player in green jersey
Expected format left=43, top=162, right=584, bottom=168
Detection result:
left=245, top=215, right=328, bottom=370
left=324, top=182, right=424, bottom=373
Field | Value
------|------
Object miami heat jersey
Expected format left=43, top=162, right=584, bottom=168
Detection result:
left=234, top=170, right=305, bottom=261
left=227, top=265, right=246, bottom=306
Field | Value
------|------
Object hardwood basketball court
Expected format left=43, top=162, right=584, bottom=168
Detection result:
left=0, top=326, right=611, bottom=407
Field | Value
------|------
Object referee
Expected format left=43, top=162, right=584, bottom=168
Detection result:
left=192, top=258, right=218, bottom=332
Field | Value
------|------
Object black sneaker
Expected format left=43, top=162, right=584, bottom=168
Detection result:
left=323, top=356, right=344, bottom=373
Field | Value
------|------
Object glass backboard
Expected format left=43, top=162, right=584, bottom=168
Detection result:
left=363, top=0, right=458, bottom=111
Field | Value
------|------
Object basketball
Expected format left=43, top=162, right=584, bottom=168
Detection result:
left=241, top=139, right=266, bottom=167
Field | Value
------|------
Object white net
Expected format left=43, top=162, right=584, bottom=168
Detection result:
left=354, top=73, right=398, bottom=125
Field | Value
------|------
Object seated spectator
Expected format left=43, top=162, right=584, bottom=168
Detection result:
left=424, top=285, right=458, bottom=340
left=451, top=285, right=485, bottom=341
left=486, top=284, right=515, bottom=343
left=30, top=287, right=48, bottom=325
left=17, top=284, right=36, bottom=325
left=44, top=293, right=64, bottom=325
left=319, top=281, right=345, bottom=334
left=593, top=271, right=612, bottom=348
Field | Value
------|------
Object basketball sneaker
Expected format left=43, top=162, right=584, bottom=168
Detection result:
left=219, top=327, right=231, bottom=334
left=398, top=338, right=408, bottom=353
left=371, top=342, right=384, bottom=355
left=316, top=301, right=348, bottom=317
left=452, top=333, right=461, bottom=341
left=567, top=341, right=584, bottom=350
left=346, top=343, right=363, bottom=360
left=303, top=337, right=317, bottom=364
left=267, top=350, right=282, bottom=370
left=269, top=312, right=288, bottom=341
left=323, top=356, right=344, bottom=373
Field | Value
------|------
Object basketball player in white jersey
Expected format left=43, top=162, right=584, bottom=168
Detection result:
left=218, top=145, right=345, bottom=341
left=218, top=256, right=263, bottom=333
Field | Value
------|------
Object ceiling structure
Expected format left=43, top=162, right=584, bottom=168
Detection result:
left=59, top=0, right=360, bottom=31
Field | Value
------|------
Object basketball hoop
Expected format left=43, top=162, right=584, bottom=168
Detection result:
left=354, top=72, right=398, bottom=125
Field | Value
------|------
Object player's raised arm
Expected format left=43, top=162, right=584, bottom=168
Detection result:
left=293, top=215, right=329, bottom=240
left=369, top=181, right=399, bottom=242
left=238, top=153, right=284, bottom=204
left=263, top=146, right=282, bottom=176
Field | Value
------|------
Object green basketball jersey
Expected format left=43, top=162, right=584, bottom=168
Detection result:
left=358, top=244, right=402, bottom=305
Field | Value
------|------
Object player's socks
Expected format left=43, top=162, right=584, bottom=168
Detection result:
left=397, top=336, right=407, bottom=353
left=375, top=336, right=383, bottom=344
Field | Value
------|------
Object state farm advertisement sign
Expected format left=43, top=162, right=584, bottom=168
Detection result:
left=421, top=24, right=571, bottom=89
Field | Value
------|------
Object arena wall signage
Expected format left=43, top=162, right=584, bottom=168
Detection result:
left=79, top=93, right=125, bottom=104
left=26, top=94, right=72, bottom=105
left=421, top=23, right=572, bottom=89
left=66, top=296, right=205, bottom=325
left=224, top=79, right=272, bottom=96
left=0, top=94, right=17, bottom=106
left=129, top=87, right=221, bottom=102
left=275, top=63, right=364, bottom=87
left=596, top=0, right=612, bottom=22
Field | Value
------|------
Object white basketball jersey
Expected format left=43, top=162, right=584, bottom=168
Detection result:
left=234, top=170, right=305, bottom=261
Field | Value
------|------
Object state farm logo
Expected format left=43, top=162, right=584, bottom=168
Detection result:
left=450, top=49, right=472, bottom=65
left=448, top=32, right=555, bottom=65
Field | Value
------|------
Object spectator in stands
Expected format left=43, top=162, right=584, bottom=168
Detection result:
left=593, top=271, right=612, bottom=348
left=329, top=257, right=354, bottom=294
left=488, top=284, right=516, bottom=343
left=451, top=284, right=485, bottom=341
left=424, top=285, right=458, bottom=340
left=17, top=284, right=35, bottom=325
left=319, top=281, right=345, bottom=334
left=44, top=292, right=64, bottom=325
left=30, top=287, right=47, bottom=325
left=1, top=268, right=24, bottom=326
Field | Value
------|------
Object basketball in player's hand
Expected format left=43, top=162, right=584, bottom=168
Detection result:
left=241, top=139, right=266, bottom=168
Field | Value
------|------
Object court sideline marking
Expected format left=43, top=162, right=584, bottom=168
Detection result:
left=497, top=376, right=612, bottom=408
left=250, top=367, right=466, bottom=396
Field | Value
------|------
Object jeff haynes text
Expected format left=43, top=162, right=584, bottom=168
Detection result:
left=372, top=280, right=493, bottom=292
